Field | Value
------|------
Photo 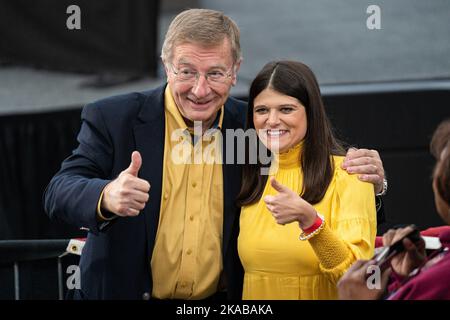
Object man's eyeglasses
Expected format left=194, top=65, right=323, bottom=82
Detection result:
left=170, top=65, right=234, bottom=84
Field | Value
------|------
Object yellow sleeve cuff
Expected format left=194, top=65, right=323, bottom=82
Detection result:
left=308, top=224, right=354, bottom=281
left=97, top=189, right=115, bottom=221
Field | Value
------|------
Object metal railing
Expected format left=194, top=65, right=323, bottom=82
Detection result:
left=0, top=239, right=71, bottom=300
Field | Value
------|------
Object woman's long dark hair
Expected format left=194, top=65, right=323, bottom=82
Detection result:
left=236, top=61, right=345, bottom=207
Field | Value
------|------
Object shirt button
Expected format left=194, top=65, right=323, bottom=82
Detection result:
left=163, top=193, right=169, bottom=200
left=186, top=249, right=192, bottom=255
left=189, top=215, right=194, bottom=221
left=142, top=292, right=150, bottom=300
left=192, top=182, right=197, bottom=188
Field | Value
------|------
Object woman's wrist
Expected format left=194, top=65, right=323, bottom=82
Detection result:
left=299, top=213, right=325, bottom=241
left=297, top=204, right=318, bottom=230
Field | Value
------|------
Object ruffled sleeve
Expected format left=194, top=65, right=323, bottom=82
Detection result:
left=308, top=157, right=377, bottom=284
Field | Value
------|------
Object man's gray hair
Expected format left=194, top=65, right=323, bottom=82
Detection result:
left=161, top=9, right=242, bottom=64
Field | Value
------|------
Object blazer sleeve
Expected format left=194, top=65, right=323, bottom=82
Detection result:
left=43, top=102, right=114, bottom=235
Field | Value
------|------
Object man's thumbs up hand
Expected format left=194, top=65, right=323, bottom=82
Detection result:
left=101, top=151, right=151, bottom=217
left=124, top=151, right=142, bottom=177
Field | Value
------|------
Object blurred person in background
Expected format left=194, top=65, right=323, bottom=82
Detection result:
left=337, top=119, right=450, bottom=300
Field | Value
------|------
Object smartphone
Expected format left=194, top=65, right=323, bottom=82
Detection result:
left=373, top=227, right=422, bottom=272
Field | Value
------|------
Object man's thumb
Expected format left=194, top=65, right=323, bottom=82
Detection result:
left=126, top=151, right=142, bottom=176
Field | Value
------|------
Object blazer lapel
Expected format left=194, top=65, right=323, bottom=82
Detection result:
left=133, top=85, right=166, bottom=259
left=221, top=103, right=242, bottom=258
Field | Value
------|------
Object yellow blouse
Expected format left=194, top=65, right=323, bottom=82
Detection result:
left=238, top=143, right=376, bottom=300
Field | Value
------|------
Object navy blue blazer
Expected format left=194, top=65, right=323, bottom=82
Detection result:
left=44, top=85, right=246, bottom=299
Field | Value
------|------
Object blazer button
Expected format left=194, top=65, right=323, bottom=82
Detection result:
left=142, top=292, right=150, bottom=300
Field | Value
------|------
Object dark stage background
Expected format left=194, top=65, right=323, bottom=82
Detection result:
left=0, top=0, right=159, bottom=76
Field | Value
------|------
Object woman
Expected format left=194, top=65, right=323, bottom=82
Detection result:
left=337, top=119, right=450, bottom=300
left=236, top=61, right=377, bottom=299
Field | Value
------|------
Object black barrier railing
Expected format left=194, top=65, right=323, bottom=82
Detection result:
left=0, top=239, right=71, bottom=300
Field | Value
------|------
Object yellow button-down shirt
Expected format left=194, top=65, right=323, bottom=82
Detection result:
left=151, top=86, right=224, bottom=299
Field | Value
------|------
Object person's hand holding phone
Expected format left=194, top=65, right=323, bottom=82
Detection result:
left=337, top=259, right=391, bottom=300
left=382, top=225, right=426, bottom=277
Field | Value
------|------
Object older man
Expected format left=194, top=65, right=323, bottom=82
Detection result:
left=44, top=9, right=386, bottom=300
